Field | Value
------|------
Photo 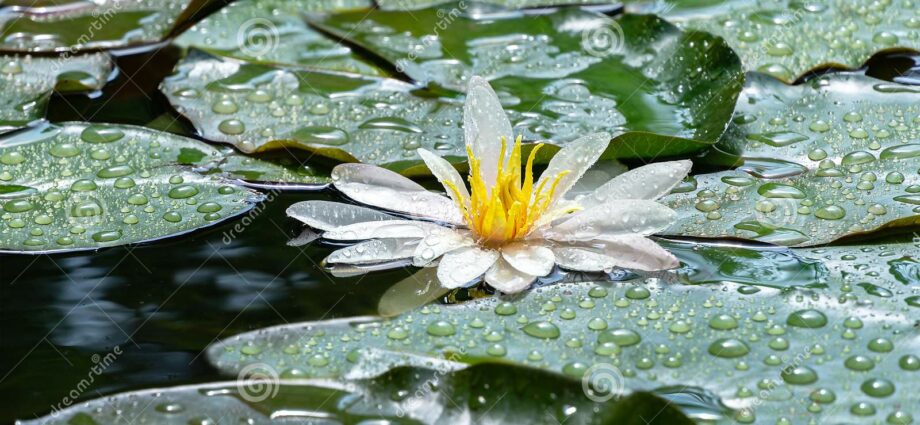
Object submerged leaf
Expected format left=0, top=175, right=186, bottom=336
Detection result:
left=0, top=122, right=262, bottom=253
left=20, top=364, right=696, bottom=425
left=0, top=53, right=111, bottom=131
left=627, top=0, right=920, bottom=82
left=664, top=74, right=920, bottom=246
left=208, top=239, right=919, bottom=424
left=309, top=5, right=744, bottom=159
left=175, top=0, right=384, bottom=75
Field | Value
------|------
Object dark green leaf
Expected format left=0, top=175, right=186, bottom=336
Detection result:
left=664, top=74, right=920, bottom=246
left=175, top=0, right=385, bottom=75
left=309, top=5, right=745, bottom=159
left=20, top=363, right=696, bottom=425
left=627, top=0, right=920, bottom=82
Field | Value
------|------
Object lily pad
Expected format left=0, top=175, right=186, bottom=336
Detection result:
left=0, top=122, right=263, bottom=253
left=664, top=74, right=920, bottom=246
left=377, top=0, right=619, bottom=10
left=309, top=5, right=745, bottom=159
left=208, top=240, right=918, bottom=425
left=0, top=0, right=208, bottom=52
left=175, top=0, right=384, bottom=75
left=0, top=53, right=111, bottom=131
left=162, top=50, right=473, bottom=175
left=19, top=364, right=696, bottom=425
left=627, top=0, right=920, bottom=82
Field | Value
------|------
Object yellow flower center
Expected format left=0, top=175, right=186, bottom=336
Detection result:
left=442, top=136, right=574, bottom=247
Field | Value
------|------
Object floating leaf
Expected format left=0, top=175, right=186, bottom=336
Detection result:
left=162, top=50, right=474, bottom=175
left=208, top=239, right=918, bottom=424
left=0, top=122, right=263, bottom=253
left=309, top=5, right=744, bottom=159
left=175, top=0, right=384, bottom=75
left=19, top=364, right=696, bottom=425
left=0, top=0, right=208, bottom=52
left=377, top=0, right=619, bottom=9
left=664, top=74, right=920, bottom=246
left=627, top=0, right=920, bottom=82
left=0, top=53, right=111, bottom=131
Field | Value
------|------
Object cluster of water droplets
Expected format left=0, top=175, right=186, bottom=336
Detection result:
left=665, top=74, right=920, bottom=246
left=671, top=0, right=920, bottom=81
left=0, top=123, right=256, bottom=252
left=164, top=55, right=467, bottom=165
left=0, top=0, right=190, bottom=52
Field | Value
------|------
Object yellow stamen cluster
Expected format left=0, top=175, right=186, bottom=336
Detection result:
left=443, top=136, right=573, bottom=247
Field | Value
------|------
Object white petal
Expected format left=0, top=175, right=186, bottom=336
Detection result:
left=545, top=200, right=677, bottom=241
left=287, top=201, right=395, bottom=231
left=323, top=220, right=442, bottom=241
left=332, top=163, right=463, bottom=225
left=417, top=148, right=469, bottom=207
left=464, top=76, right=512, bottom=189
left=413, top=227, right=475, bottom=267
left=535, top=132, right=609, bottom=207
left=501, top=241, right=554, bottom=277
left=552, top=247, right=613, bottom=272
left=566, top=159, right=628, bottom=200
left=579, top=160, right=692, bottom=209
left=485, top=258, right=537, bottom=294
left=436, top=246, right=499, bottom=288
left=325, top=238, right=419, bottom=265
left=554, top=235, right=679, bottom=272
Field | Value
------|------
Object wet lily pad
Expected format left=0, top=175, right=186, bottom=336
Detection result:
left=208, top=240, right=918, bottom=425
left=627, top=0, right=920, bottom=82
left=663, top=74, right=920, bottom=246
left=309, top=5, right=744, bottom=159
left=377, top=0, right=619, bottom=9
left=0, top=122, right=263, bottom=253
left=0, top=53, right=111, bottom=131
left=20, top=364, right=695, bottom=425
left=162, top=50, right=474, bottom=175
left=0, top=0, right=208, bottom=52
left=175, top=0, right=384, bottom=75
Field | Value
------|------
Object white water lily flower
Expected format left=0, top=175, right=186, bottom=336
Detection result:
left=287, top=77, right=691, bottom=294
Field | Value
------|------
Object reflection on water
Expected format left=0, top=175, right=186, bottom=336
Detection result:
left=0, top=192, right=397, bottom=422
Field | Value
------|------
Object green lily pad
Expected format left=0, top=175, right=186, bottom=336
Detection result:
left=208, top=240, right=918, bottom=425
left=144, top=114, right=332, bottom=187
left=161, top=50, right=474, bottom=175
left=19, top=364, right=696, bottom=425
left=377, top=0, right=619, bottom=10
left=0, top=0, right=208, bottom=52
left=0, top=53, right=111, bottom=131
left=0, top=122, right=263, bottom=253
left=664, top=74, right=920, bottom=246
left=309, top=5, right=744, bottom=159
left=175, top=0, right=384, bottom=75
left=626, top=0, right=920, bottom=82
